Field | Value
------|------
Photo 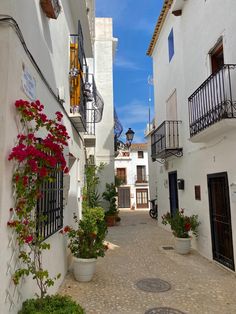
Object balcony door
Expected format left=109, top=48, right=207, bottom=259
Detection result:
left=211, top=42, right=224, bottom=74
left=137, top=166, right=146, bottom=183
left=208, top=172, right=235, bottom=270
left=116, top=168, right=127, bottom=185
left=168, top=171, right=179, bottom=216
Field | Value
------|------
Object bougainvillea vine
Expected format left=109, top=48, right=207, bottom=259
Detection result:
left=8, top=99, right=69, bottom=298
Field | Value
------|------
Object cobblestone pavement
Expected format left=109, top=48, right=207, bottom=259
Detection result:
left=59, top=210, right=236, bottom=314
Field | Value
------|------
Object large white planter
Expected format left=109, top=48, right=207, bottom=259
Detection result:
left=73, top=257, right=97, bottom=282
left=174, top=237, right=191, bottom=254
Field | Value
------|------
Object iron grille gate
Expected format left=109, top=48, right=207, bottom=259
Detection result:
left=36, top=170, right=63, bottom=240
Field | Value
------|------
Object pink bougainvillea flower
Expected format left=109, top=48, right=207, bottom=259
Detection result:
left=24, top=235, right=33, bottom=244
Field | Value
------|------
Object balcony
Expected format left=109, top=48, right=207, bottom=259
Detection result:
left=151, top=120, right=182, bottom=162
left=83, top=74, right=104, bottom=147
left=69, top=33, right=87, bottom=132
left=135, top=175, right=149, bottom=186
left=188, top=64, right=236, bottom=142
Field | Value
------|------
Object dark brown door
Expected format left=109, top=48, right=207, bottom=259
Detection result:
left=118, top=187, right=130, bottom=208
left=168, top=171, right=179, bottom=216
left=208, top=172, right=235, bottom=270
left=137, top=166, right=146, bottom=182
left=211, top=42, right=224, bottom=74
left=136, top=189, right=148, bottom=208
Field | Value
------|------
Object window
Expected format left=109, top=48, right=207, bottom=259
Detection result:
left=116, top=168, right=127, bottom=185
left=138, top=151, right=143, bottom=158
left=168, top=28, right=174, bottom=62
left=136, top=166, right=146, bottom=183
left=36, top=170, right=64, bottom=240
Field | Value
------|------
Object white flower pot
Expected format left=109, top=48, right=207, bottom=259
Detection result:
left=174, top=237, right=191, bottom=254
left=73, top=257, right=97, bottom=282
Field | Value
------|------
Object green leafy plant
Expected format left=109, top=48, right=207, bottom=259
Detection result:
left=8, top=99, right=69, bottom=298
left=83, top=163, right=104, bottom=208
left=102, top=183, right=119, bottom=217
left=18, top=294, right=84, bottom=314
left=61, top=207, right=108, bottom=259
left=162, top=209, right=200, bottom=238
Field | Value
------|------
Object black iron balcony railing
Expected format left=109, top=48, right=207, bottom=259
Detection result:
left=151, top=120, right=182, bottom=161
left=135, top=175, right=149, bottom=184
left=188, top=64, right=236, bottom=137
left=85, top=108, right=95, bottom=135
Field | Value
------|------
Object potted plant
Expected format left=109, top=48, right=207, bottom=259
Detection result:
left=162, top=209, right=200, bottom=254
left=102, top=183, right=119, bottom=227
left=61, top=207, right=108, bottom=282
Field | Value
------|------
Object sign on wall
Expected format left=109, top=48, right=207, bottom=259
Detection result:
left=21, top=64, right=36, bottom=100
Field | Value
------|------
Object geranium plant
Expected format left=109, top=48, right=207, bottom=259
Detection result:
left=61, top=207, right=108, bottom=259
left=8, top=99, right=69, bottom=298
left=162, top=209, right=200, bottom=238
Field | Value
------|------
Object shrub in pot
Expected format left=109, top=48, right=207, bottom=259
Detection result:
left=162, top=209, right=200, bottom=254
left=61, top=207, right=108, bottom=281
left=102, top=183, right=120, bottom=226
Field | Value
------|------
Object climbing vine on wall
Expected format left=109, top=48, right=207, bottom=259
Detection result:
left=8, top=99, right=69, bottom=298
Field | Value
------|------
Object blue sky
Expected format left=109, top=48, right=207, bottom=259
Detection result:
left=96, top=0, right=163, bottom=143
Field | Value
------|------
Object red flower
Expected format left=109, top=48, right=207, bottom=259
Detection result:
left=64, top=226, right=71, bottom=233
left=39, top=167, right=47, bottom=177
left=185, top=223, right=191, bottom=232
left=64, top=167, right=69, bottom=174
left=23, top=176, right=28, bottom=187
left=24, top=235, right=33, bottom=244
left=55, top=111, right=63, bottom=122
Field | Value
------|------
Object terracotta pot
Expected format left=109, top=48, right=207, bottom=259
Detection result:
left=105, top=215, right=116, bottom=227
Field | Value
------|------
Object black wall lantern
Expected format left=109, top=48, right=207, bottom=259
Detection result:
left=177, top=179, right=185, bottom=190
left=125, top=128, right=135, bottom=147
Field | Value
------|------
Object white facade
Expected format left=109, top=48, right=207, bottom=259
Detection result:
left=0, top=1, right=113, bottom=312
left=115, top=144, right=150, bottom=210
left=94, top=18, right=117, bottom=198
left=148, top=0, right=236, bottom=271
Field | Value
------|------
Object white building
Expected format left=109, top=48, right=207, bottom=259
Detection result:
left=94, top=18, right=117, bottom=195
left=147, top=0, right=236, bottom=271
left=0, top=1, right=115, bottom=312
left=115, top=143, right=150, bottom=210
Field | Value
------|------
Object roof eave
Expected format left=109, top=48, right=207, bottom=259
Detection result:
left=146, top=0, right=173, bottom=57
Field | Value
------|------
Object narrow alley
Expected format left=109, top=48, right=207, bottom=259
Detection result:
left=60, top=210, right=236, bottom=314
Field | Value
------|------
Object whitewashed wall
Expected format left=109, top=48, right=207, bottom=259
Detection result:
left=0, top=1, right=90, bottom=312
left=94, top=18, right=116, bottom=201
left=150, top=0, right=236, bottom=264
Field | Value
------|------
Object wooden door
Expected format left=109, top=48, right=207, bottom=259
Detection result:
left=118, top=187, right=130, bottom=208
left=136, top=189, right=148, bottom=208
left=168, top=171, right=179, bottom=216
left=208, top=172, right=235, bottom=270
left=211, top=42, right=224, bottom=74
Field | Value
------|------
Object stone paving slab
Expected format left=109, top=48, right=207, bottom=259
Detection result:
left=59, top=210, right=236, bottom=314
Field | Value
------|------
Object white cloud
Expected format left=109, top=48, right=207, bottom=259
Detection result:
left=116, top=99, right=152, bottom=125
left=114, top=56, right=141, bottom=70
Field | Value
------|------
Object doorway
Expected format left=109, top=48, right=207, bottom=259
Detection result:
left=168, top=171, right=179, bottom=216
left=136, top=189, right=149, bottom=208
left=211, top=41, right=224, bottom=74
left=118, top=187, right=130, bottom=208
left=208, top=172, right=235, bottom=270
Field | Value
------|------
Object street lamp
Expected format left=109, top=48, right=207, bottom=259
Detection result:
left=125, top=128, right=135, bottom=147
